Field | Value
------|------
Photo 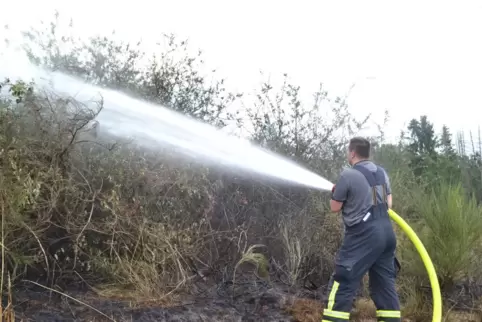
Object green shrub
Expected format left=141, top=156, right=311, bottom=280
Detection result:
left=406, top=183, right=482, bottom=289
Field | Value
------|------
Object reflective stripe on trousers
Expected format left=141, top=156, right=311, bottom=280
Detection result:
left=321, top=289, right=401, bottom=321
left=377, top=309, right=402, bottom=321
left=322, top=281, right=350, bottom=321
left=321, top=216, right=401, bottom=322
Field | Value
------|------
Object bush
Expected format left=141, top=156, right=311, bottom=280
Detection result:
left=0, top=70, right=356, bottom=301
left=394, top=182, right=482, bottom=319
left=417, top=184, right=482, bottom=288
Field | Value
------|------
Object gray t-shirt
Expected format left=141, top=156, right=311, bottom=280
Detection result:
left=332, top=160, right=391, bottom=227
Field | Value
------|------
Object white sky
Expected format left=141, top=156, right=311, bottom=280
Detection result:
left=2, top=0, right=482, bottom=144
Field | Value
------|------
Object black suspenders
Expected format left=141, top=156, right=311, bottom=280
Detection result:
left=352, top=163, right=388, bottom=206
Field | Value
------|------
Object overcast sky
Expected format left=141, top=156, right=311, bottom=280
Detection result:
left=2, top=0, right=482, bottom=144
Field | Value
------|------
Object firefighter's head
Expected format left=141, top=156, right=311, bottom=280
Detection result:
left=347, top=136, right=370, bottom=166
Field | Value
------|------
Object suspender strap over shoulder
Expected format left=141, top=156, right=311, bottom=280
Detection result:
left=382, top=183, right=387, bottom=203
left=352, top=163, right=388, bottom=205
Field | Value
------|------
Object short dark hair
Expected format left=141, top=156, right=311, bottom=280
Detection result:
left=348, top=137, right=371, bottom=159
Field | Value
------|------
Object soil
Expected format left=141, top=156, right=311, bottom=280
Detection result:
left=7, top=280, right=482, bottom=321
left=10, top=280, right=315, bottom=322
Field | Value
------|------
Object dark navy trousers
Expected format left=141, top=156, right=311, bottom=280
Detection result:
left=322, top=212, right=401, bottom=321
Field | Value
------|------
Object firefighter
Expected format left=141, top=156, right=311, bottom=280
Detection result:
left=322, top=137, right=401, bottom=322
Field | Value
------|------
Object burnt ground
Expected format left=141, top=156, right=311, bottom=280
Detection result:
left=7, top=280, right=482, bottom=322
left=10, top=279, right=321, bottom=322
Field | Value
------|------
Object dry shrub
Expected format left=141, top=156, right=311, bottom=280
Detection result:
left=285, top=298, right=323, bottom=322
left=2, top=14, right=380, bottom=311
left=0, top=273, right=15, bottom=322
left=1, top=78, right=339, bottom=303
left=0, top=79, right=102, bottom=282
left=270, top=193, right=343, bottom=289
left=286, top=297, right=380, bottom=322
left=0, top=69, right=369, bottom=314
left=0, top=79, right=217, bottom=301
left=351, top=298, right=377, bottom=321
left=78, top=150, right=215, bottom=298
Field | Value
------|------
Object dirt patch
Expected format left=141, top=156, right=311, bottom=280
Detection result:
left=8, top=281, right=482, bottom=321
left=12, top=283, right=297, bottom=322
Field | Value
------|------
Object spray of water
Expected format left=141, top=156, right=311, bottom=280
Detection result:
left=1, top=56, right=334, bottom=191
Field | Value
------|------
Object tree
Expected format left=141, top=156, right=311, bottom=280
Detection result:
left=407, top=115, right=438, bottom=156
left=440, top=125, right=456, bottom=157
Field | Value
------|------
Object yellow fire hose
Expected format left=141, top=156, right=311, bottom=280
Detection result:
left=388, top=209, right=442, bottom=322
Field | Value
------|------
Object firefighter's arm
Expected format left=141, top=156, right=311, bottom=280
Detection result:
left=383, top=169, right=393, bottom=209
left=330, top=199, right=343, bottom=213
left=330, top=175, right=348, bottom=213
